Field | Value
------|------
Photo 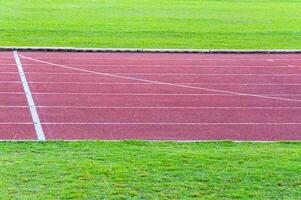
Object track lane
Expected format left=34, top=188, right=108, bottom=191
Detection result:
left=24, top=73, right=301, bottom=84
left=16, top=51, right=301, bottom=141
left=21, top=58, right=301, bottom=66
left=26, top=82, right=301, bottom=95
left=32, top=94, right=301, bottom=107
left=43, top=124, right=301, bottom=141
left=21, top=64, right=301, bottom=74
left=37, top=107, right=301, bottom=123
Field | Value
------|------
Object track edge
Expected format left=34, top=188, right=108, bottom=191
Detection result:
left=1, top=46, right=301, bottom=54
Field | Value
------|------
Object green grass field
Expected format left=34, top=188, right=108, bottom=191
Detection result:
left=1, top=0, right=301, bottom=49
left=0, top=141, right=300, bottom=199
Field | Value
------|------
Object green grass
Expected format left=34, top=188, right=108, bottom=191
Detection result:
left=0, top=141, right=300, bottom=199
left=1, top=0, right=301, bottom=49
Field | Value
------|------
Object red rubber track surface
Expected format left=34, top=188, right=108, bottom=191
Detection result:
left=1, top=51, right=301, bottom=141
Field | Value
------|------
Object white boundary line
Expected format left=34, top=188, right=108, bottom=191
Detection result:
left=0, top=81, right=21, bottom=83
left=21, top=72, right=301, bottom=76
left=24, top=81, right=301, bottom=86
left=1, top=105, right=301, bottom=109
left=18, top=64, right=301, bottom=68
left=34, top=105, right=301, bottom=110
left=0, top=122, right=33, bottom=124
left=29, top=93, right=301, bottom=96
left=2, top=46, right=301, bottom=53
left=14, top=51, right=46, bottom=141
left=0, top=139, right=297, bottom=142
left=19, top=55, right=301, bottom=103
left=6, top=57, right=301, bottom=61
left=41, top=122, right=301, bottom=125
left=0, top=92, right=301, bottom=96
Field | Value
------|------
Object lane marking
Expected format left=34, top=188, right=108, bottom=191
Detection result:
left=29, top=92, right=301, bottom=96
left=0, top=91, right=300, bottom=96
left=0, top=122, right=33, bottom=124
left=25, top=81, right=301, bottom=86
left=35, top=106, right=301, bottom=109
left=19, top=55, right=301, bottom=103
left=0, top=121, right=292, bottom=125
left=0, top=105, right=300, bottom=109
left=19, top=63, right=301, bottom=68
left=0, top=81, right=22, bottom=83
left=14, top=51, right=46, bottom=141
left=0, top=92, right=24, bottom=94
left=41, top=122, right=301, bottom=125
left=16, top=56, right=301, bottom=61
left=22, top=72, right=301, bottom=76
left=0, top=105, right=28, bottom=107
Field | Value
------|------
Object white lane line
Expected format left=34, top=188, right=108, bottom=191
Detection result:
left=35, top=106, right=301, bottom=109
left=41, top=122, right=301, bottom=125
left=25, top=81, right=301, bottom=86
left=17, top=57, right=301, bottom=61
left=0, top=91, right=300, bottom=96
left=0, top=122, right=33, bottom=124
left=19, top=55, right=301, bottom=103
left=14, top=51, right=46, bottom=141
left=23, top=72, right=301, bottom=76
left=0, top=105, right=28, bottom=107
left=19, top=64, right=301, bottom=68
left=29, top=92, right=301, bottom=96
left=0, top=81, right=22, bottom=83
left=0, top=92, right=24, bottom=94
left=0, top=105, right=300, bottom=109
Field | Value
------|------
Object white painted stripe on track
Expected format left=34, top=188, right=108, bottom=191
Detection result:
left=41, top=122, right=301, bottom=125
left=29, top=92, right=301, bottom=96
left=16, top=57, right=301, bottom=61
left=0, top=105, right=28, bottom=107
left=19, top=64, right=301, bottom=68
left=14, top=51, right=46, bottom=141
left=19, top=55, right=301, bottom=103
left=0, top=81, right=22, bottom=83
left=0, top=105, right=300, bottom=109
left=0, top=91, right=300, bottom=96
left=22, top=72, right=301, bottom=76
left=35, top=106, right=301, bottom=109
left=0, top=122, right=33, bottom=124
left=25, top=81, right=301, bottom=86
left=0, top=92, right=24, bottom=94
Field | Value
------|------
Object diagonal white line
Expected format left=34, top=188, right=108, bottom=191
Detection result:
left=19, top=55, right=301, bottom=103
left=14, top=51, right=46, bottom=141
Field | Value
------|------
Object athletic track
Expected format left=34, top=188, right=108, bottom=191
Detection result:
left=1, top=50, right=301, bottom=141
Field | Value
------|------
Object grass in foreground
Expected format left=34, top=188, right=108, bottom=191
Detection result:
left=1, top=0, right=301, bottom=49
left=0, top=141, right=300, bottom=199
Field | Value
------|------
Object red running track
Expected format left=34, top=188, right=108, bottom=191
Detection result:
left=1, top=51, right=301, bottom=141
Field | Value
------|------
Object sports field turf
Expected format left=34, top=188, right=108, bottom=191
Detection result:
left=0, top=141, right=300, bottom=199
left=1, top=0, right=301, bottom=49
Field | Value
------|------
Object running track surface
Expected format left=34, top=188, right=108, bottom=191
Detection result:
left=1, top=51, right=301, bottom=141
